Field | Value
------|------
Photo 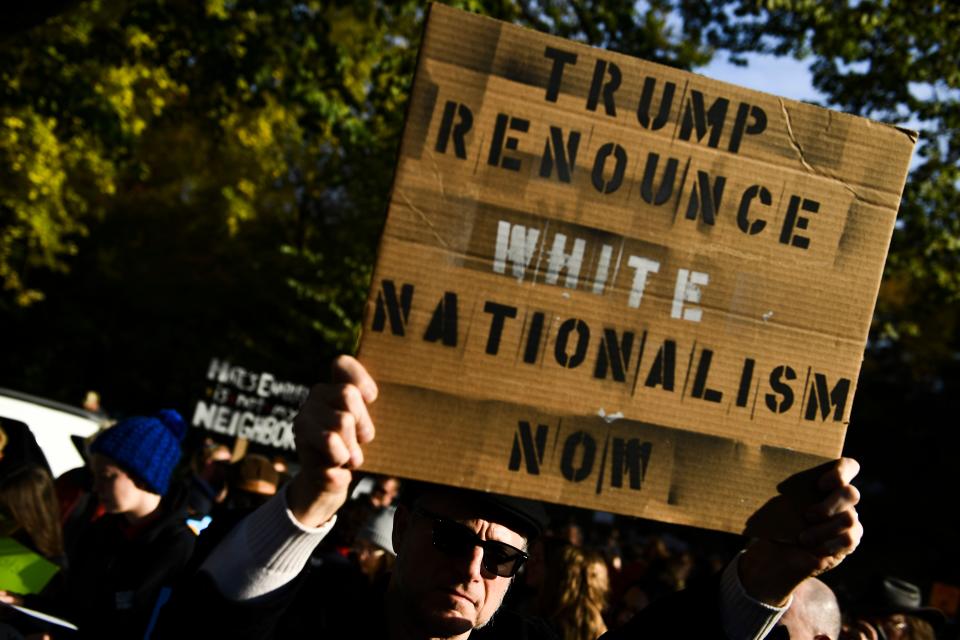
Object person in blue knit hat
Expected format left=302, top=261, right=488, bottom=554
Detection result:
left=57, top=409, right=196, bottom=639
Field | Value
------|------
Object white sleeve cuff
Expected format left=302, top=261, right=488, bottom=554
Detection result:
left=719, top=552, right=790, bottom=640
left=200, top=485, right=336, bottom=601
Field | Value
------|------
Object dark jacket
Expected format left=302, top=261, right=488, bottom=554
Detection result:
left=157, top=564, right=725, bottom=639
left=63, top=492, right=195, bottom=639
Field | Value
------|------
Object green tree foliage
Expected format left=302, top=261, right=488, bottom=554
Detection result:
left=679, top=0, right=960, bottom=377
left=2, top=0, right=957, bottom=401
left=0, top=0, right=710, bottom=407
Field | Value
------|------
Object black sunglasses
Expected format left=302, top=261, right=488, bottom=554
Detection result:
left=413, top=507, right=529, bottom=578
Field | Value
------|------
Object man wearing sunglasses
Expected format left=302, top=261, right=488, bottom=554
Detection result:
left=163, top=355, right=863, bottom=639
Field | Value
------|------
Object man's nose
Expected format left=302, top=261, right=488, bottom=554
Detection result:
left=453, top=544, right=486, bottom=580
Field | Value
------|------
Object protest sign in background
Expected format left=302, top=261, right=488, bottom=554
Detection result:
left=190, top=358, right=308, bottom=454
left=357, top=4, right=915, bottom=532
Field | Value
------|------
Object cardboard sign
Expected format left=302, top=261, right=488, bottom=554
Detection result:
left=190, top=358, right=309, bottom=453
left=357, top=4, right=916, bottom=532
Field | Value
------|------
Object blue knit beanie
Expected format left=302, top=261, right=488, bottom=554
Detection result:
left=91, top=409, right=187, bottom=496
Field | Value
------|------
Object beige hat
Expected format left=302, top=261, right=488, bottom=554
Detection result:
left=234, top=454, right=279, bottom=496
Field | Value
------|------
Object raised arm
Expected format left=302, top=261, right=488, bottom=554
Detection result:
left=738, top=457, right=862, bottom=606
left=286, top=355, right=379, bottom=527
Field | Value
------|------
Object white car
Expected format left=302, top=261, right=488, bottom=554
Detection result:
left=0, top=388, right=109, bottom=478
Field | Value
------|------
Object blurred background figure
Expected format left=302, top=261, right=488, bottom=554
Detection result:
left=0, top=422, right=50, bottom=483
left=771, top=577, right=841, bottom=640
left=536, top=539, right=610, bottom=640
left=558, top=522, right=585, bottom=548
left=351, top=506, right=396, bottom=585
left=223, top=453, right=278, bottom=512
left=842, top=577, right=944, bottom=640
left=81, top=391, right=105, bottom=417
left=0, top=466, right=66, bottom=637
left=64, top=409, right=195, bottom=639
left=185, top=439, right=231, bottom=517
left=368, top=475, right=400, bottom=509
left=0, top=465, right=65, bottom=567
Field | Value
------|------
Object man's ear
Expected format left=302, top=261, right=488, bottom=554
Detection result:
left=393, top=503, right=410, bottom=555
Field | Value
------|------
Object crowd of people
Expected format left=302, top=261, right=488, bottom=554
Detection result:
left=0, top=364, right=953, bottom=639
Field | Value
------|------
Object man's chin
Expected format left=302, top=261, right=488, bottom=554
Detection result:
left=421, top=614, right=474, bottom=637
left=417, top=597, right=477, bottom=636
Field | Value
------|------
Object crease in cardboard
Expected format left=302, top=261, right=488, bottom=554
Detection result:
left=397, top=189, right=450, bottom=249
left=362, top=4, right=917, bottom=533
left=779, top=99, right=904, bottom=208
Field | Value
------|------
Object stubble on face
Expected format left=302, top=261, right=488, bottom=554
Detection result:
left=388, top=496, right=525, bottom=639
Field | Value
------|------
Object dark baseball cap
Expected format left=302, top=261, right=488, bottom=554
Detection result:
left=400, top=481, right=548, bottom=541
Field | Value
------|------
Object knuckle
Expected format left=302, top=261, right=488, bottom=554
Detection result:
left=846, top=484, right=861, bottom=503
left=338, top=383, right=361, bottom=407
left=836, top=509, right=856, bottom=528
left=332, top=411, right=356, bottom=433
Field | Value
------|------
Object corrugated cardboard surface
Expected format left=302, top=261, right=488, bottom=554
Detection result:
left=357, top=4, right=916, bottom=533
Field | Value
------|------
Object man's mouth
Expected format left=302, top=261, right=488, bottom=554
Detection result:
left=443, top=589, right=476, bottom=607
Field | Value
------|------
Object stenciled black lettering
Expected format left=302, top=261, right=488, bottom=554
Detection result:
left=509, top=420, right=549, bottom=475
left=591, top=143, right=627, bottom=194
left=637, top=77, right=675, bottom=130
left=690, top=348, right=723, bottom=402
left=728, top=103, right=767, bottom=153
left=640, top=152, right=679, bottom=206
left=423, top=292, right=458, bottom=347
left=610, top=439, right=651, bottom=490
left=554, top=318, right=590, bottom=369
left=488, top=113, right=530, bottom=171
left=483, top=302, right=517, bottom=355
left=685, top=170, right=726, bottom=225
left=561, top=431, right=596, bottom=483
left=804, top=374, right=851, bottom=421
left=779, top=195, right=820, bottom=249
left=594, top=329, right=635, bottom=382
left=644, top=340, right=676, bottom=391
left=544, top=46, right=577, bottom=103
left=523, top=311, right=546, bottom=364
left=434, top=101, right=473, bottom=159
left=737, top=185, right=770, bottom=235
left=736, top=358, right=756, bottom=407
left=586, top=59, right=620, bottom=116
left=765, top=365, right=797, bottom=413
left=540, top=126, right=581, bottom=183
left=679, top=90, right=729, bottom=149
left=372, top=280, right=413, bottom=336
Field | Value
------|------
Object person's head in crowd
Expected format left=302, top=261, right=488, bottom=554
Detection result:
left=389, top=482, right=546, bottom=637
left=0, top=465, right=64, bottom=562
left=613, top=582, right=650, bottom=628
left=537, top=541, right=610, bottom=640
left=559, top=522, right=584, bottom=547
left=770, top=577, right=841, bottom=640
left=89, top=409, right=186, bottom=521
left=82, top=390, right=101, bottom=413
left=226, top=454, right=279, bottom=510
left=353, top=506, right=396, bottom=581
left=370, top=475, right=401, bottom=508
left=842, top=577, right=943, bottom=640
left=192, top=439, right=231, bottom=487
left=187, top=439, right=232, bottom=515
left=657, top=550, right=695, bottom=592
